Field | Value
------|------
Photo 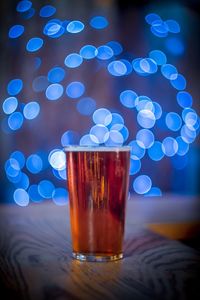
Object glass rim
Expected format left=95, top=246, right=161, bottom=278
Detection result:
left=64, top=145, right=131, bottom=152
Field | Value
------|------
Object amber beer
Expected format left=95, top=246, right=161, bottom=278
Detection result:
left=65, top=146, right=130, bottom=262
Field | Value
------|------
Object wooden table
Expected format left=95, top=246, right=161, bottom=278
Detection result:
left=0, top=201, right=200, bottom=300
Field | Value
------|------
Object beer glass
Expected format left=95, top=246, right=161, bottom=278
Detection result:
left=65, top=146, right=130, bottom=262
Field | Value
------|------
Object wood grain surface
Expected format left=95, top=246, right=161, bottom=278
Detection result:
left=0, top=201, right=200, bottom=300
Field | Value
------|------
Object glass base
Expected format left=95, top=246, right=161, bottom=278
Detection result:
left=72, top=252, right=123, bottom=262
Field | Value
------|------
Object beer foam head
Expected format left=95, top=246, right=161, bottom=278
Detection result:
left=64, top=146, right=131, bottom=152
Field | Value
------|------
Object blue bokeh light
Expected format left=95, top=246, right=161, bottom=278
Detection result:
left=26, top=154, right=43, bottom=174
left=152, top=19, right=168, bottom=33
left=165, top=37, right=184, bottom=56
left=176, top=136, right=189, bottom=156
left=8, top=112, right=24, bottom=130
left=128, top=140, right=145, bottom=159
left=38, top=151, right=49, bottom=170
left=64, top=53, right=83, bottom=68
left=192, top=118, right=199, bottom=131
left=132, top=58, right=148, bottom=76
left=152, top=102, right=162, bottom=119
left=145, top=187, right=162, bottom=197
left=48, top=67, right=65, bottom=83
left=26, top=37, right=44, bottom=52
left=162, top=137, right=178, bottom=157
left=23, top=101, right=40, bottom=120
left=66, top=81, right=85, bottom=99
left=165, top=112, right=182, bottom=131
left=52, top=169, right=64, bottom=180
left=9, top=25, right=24, bottom=38
left=107, top=60, right=127, bottom=76
left=32, top=76, right=48, bottom=92
left=93, top=108, right=112, bottom=126
left=6, top=171, right=21, bottom=183
left=79, top=45, right=98, bottom=59
left=5, top=158, right=19, bottom=173
left=67, top=20, right=84, bottom=33
left=16, top=1, right=32, bottom=13
left=120, top=59, right=133, bottom=75
left=129, top=157, right=141, bottom=175
left=151, top=20, right=168, bottom=38
left=28, top=184, right=42, bottom=202
left=145, top=13, right=161, bottom=25
left=177, top=91, right=193, bottom=108
left=182, top=108, right=196, bottom=123
left=58, top=168, right=67, bottom=180
left=104, top=130, right=124, bottom=146
left=43, top=20, right=65, bottom=38
left=52, top=188, right=68, bottom=205
left=107, top=41, right=123, bottom=55
left=135, top=96, right=151, bottom=111
left=76, top=97, right=96, bottom=116
left=170, top=74, right=186, bottom=90
left=133, top=175, right=152, bottom=194
left=149, top=50, right=167, bottom=65
left=14, top=188, right=29, bottom=206
left=13, top=172, right=30, bottom=190
left=90, top=16, right=108, bottom=29
left=148, top=141, right=164, bottom=161
left=184, top=111, right=198, bottom=127
left=79, top=134, right=99, bottom=146
left=137, top=98, right=151, bottom=110
left=61, top=130, right=80, bottom=147
left=39, top=5, right=56, bottom=18
left=165, top=19, right=180, bottom=33
left=120, top=90, right=138, bottom=108
left=38, top=180, right=55, bottom=198
left=5, top=158, right=20, bottom=178
left=108, top=113, right=124, bottom=128
left=181, top=125, right=196, bottom=144
left=136, top=129, right=154, bottom=149
left=14, top=172, right=29, bottom=190
left=10, top=151, right=25, bottom=168
left=161, top=64, right=178, bottom=80
left=136, top=99, right=153, bottom=112
left=21, top=7, right=35, bottom=20
left=110, top=124, right=129, bottom=142
left=119, top=125, right=129, bottom=142
left=2, top=97, right=18, bottom=114
left=151, top=28, right=168, bottom=38
left=46, top=83, right=64, bottom=100
left=139, top=58, right=158, bottom=74
left=48, top=149, right=65, bottom=170
left=137, top=109, right=156, bottom=129
left=97, top=45, right=113, bottom=60
left=7, top=79, right=23, bottom=96
left=90, top=125, right=109, bottom=144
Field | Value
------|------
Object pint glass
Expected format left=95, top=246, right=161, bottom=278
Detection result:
left=65, top=146, right=130, bottom=262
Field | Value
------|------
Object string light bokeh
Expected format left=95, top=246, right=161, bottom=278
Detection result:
left=1, top=0, right=199, bottom=206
